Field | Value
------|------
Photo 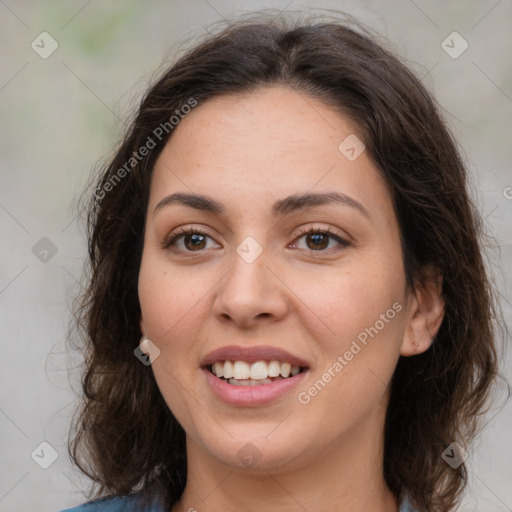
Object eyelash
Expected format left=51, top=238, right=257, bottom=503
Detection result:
left=163, top=225, right=350, bottom=254
left=292, top=225, right=350, bottom=252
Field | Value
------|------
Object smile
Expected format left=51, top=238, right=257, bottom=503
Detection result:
left=201, top=344, right=310, bottom=405
left=210, top=360, right=305, bottom=386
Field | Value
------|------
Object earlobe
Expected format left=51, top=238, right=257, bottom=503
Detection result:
left=401, top=336, right=435, bottom=357
left=400, top=266, right=445, bottom=357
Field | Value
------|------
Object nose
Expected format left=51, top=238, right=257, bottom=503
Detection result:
left=212, top=247, right=289, bottom=329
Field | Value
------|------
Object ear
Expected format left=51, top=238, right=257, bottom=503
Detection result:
left=401, top=265, right=445, bottom=357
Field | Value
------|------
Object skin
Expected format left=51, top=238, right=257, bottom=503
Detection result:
left=138, top=85, right=445, bottom=512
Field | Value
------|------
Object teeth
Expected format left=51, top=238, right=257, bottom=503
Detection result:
left=250, top=361, right=268, bottom=380
left=213, top=361, right=224, bottom=378
left=280, top=362, right=291, bottom=378
left=211, top=360, right=303, bottom=381
left=229, top=376, right=283, bottom=386
left=233, top=361, right=250, bottom=380
left=268, top=360, right=281, bottom=377
left=223, top=360, right=234, bottom=379
left=229, top=378, right=251, bottom=386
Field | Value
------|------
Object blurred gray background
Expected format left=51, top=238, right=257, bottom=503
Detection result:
left=0, top=1, right=511, bottom=510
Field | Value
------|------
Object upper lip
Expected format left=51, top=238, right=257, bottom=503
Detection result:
left=200, top=345, right=310, bottom=368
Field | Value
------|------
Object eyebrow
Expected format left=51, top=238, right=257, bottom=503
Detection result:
left=153, top=191, right=370, bottom=220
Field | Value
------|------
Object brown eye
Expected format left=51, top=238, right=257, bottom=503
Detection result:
left=291, top=228, right=349, bottom=252
left=164, top=228, right=219, bottom=252
left=182, top=233, right=207, bottom=251
left=305, top=232, right=330, bottom=250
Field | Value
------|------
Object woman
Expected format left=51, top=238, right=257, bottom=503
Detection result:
left=62, top=10, right=501, bottom=512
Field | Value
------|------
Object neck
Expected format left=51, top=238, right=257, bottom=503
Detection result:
left=172, top=403, right=398, bottom=512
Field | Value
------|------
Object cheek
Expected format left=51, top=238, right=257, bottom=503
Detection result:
left=290, top=256, right=404, bottom=343
left=138, top=255, right=211, bottom=427
left=288, top=254, right=406, bottom=421
left=137, top=256, right=214, bottom=406
left=138, top=253, right=211, bottom=341
left=295, top=281, right=404, bottom=441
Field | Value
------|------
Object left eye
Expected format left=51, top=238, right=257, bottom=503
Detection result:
left=291, top=229, right=348, bottom=251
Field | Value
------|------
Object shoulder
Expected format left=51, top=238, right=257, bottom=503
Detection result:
left=59, top=493, right=165, bottom=512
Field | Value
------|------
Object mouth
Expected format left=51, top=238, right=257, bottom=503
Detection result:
left=208, top=359, right=307, bottom=386
left=200, top=345, right=310, bottom=405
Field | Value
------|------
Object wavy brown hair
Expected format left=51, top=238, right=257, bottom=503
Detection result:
left=68, top=10, right=505, bottom=511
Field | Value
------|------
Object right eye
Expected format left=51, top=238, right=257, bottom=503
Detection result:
left=164, top=227, right=220, bottom=252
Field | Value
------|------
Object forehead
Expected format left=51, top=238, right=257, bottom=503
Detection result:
left=150, top=86, right=393, bottom=223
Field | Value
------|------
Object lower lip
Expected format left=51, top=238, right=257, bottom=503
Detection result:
left=202, top=368, right=308, bottom=406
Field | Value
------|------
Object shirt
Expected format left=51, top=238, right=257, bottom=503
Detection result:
left=60, top=492, right=418, bottom=511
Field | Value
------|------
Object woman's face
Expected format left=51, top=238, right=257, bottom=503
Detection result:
left=138, top=86, right=418, bottom=472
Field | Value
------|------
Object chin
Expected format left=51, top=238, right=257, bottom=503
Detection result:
left=193, top=424, right=315, bottom=474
